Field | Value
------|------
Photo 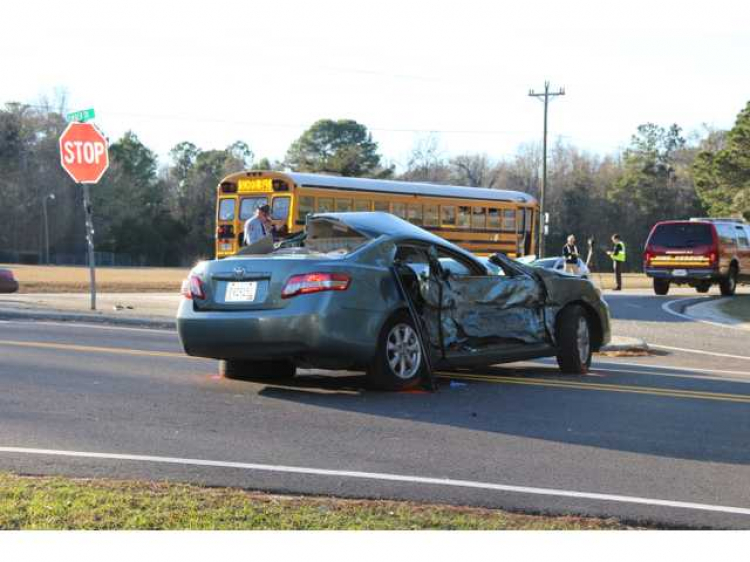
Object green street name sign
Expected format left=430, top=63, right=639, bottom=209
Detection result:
left=66, top=108, right=96, bottom=123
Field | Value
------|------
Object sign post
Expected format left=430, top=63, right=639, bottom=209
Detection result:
left=58, top=120, right=109, bottom=311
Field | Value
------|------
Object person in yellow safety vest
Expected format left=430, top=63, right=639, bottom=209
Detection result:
left=606, top=233, right=626, bottom=291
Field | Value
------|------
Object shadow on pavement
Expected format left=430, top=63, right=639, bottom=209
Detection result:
left=253, top=363, right=750, bottom=466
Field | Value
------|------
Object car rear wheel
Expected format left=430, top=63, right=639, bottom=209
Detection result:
left=367, top=311, right=425, bottom=390
left=219, top=359, right=296, bottom=381
left=695, top=282, right=711, bottom=294
left=653, top=278, right=670, bottom=296
left=555, top=305, right=592, bottom=375
left=719, top=266, right=738, bottom=296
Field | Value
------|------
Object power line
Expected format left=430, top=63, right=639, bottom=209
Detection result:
left=529, top=80, right=565, bottom=258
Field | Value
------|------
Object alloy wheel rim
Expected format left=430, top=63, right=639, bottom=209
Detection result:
left=386, top=323, right=422, bottom=380
left=576, top=316, right=590, bottom=365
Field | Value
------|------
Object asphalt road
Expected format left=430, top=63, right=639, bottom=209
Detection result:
left=1, top=290, right=749, bottom=529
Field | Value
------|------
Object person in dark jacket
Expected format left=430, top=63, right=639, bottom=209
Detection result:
left=562, top=235, right=580, bottom=274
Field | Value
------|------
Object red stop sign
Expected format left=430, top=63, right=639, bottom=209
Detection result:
left=59, top=122, right=109, bottom=184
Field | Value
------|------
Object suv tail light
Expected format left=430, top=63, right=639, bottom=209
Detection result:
left=216, top=225, right=234, bottom=239
left=181, top=275, right=206, bottom=300
left=281, top=273, right=351, bottom=299
left=708, top=251, right=717, bottom=265
left=644, top=250, right=654, bottom=266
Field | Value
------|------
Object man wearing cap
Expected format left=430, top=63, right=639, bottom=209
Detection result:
left=244, top=204, right=273, bottom=246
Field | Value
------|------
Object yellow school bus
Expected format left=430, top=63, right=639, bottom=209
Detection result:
left=215, top=171, right=538, bottom=258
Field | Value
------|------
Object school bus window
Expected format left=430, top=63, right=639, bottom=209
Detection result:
left=503, top=209, right=516, bottom=232
left=487, top=208, right=500, bottom=229
left=471, top=207, right=486, bottom=229
left=441, top=205, right=456, bottom=226
left=240, top=196, right=268, bottom=220
left=298, top=196, right=315, bottom=222
left=424, top=205, right=438, bottom=226
left=407, top=204, right=423, bottom=225
left=354, top=200, right=371, bottom=212
left=336, top=199, right=353, bottom=212
left=373, top=200, right=389, bottom=212
left=317, top=197, right=334, bottom=213
left=271, top=197, right=290, bottom=221
left=392, top=202, right=407, bottom=218
left=457, top=206, right=471, bottom=228
left=218, top=199, right=236, bottom=221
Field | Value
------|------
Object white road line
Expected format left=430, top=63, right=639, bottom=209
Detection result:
left=0, top=320, right=174, bottom=334
left=649, top=344, right=750, bottom=362
left=661, top=297, right=745, bottom=331
left=1, top=446, right=749, bottom=517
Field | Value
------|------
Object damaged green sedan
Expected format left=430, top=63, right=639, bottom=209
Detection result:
left=177, top=212, right=610, bottom=390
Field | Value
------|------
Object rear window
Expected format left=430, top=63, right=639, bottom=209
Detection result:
left=239, top=196, right=269, bottom=220
left=302, top=218, right=369, bottom=255
left=648, top=223, right=713, bottom=248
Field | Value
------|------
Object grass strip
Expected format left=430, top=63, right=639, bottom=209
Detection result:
left=0, top=472, right=634, bottom=530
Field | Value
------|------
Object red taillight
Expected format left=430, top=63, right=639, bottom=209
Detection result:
left=644, top=251, right=654, bottom=266
left=708, top=252, right=717, bottom=265
left=216, top=225, right=234, bottom=239
left=281, top=272, right=351, bottom=299
left=181, top=275, right=205, bottom=300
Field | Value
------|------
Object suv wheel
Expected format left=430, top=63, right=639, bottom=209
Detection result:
left=555, top=305, right=592, bottom=375
left=367, top=311, right=425, bottom=390
left=219, top=359, right=296, bottom=381
left=719, top=266, right=738, bottom=297
left=653, top=278, right=670, bottom=296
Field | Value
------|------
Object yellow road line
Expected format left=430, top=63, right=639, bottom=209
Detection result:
left=0, top=339, right=189, bottom=360
left=439, top=372, right=750, bottom=404
left=3, top=339, right=749, bottom=404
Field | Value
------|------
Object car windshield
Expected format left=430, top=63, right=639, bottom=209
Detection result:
left=649, top=223, right=713, bottom=248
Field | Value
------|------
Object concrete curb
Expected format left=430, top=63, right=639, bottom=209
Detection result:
left=683, top=298, right=750, bottom=330
left=1, top=306, right=649, bottom=353
left=0, top=308, right=175, bottom=330
left=599, top=337, right=649, bottom=353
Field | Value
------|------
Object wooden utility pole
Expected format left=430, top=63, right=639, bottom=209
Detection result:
left=528, top=81, right=565, bottom=258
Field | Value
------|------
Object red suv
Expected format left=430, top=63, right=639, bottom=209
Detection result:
left=643, top=218, right=750, bottom=296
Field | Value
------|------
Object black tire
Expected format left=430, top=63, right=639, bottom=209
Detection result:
left=719, top=266, right=738, bottom=297
left=219, top=359, right=296, bottom=381
left=653, top=278, right=670, bottom=296
left=367, top=311, right=426, bottom=391
left=695, top=282, right=711, bottom=294
left=555, top=305, right=592, bottom=375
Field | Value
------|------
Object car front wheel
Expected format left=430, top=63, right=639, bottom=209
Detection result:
left=555, top=305, right=592, bottom=375
left=367, top=311, right=426, bottom=390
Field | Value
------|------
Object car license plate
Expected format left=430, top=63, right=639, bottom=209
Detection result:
left=225, top=281, right=257, bottom=302
left=672, top=269, right=688, bottom=277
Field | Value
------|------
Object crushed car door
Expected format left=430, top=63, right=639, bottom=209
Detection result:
left=417, top=248, right=549, bottom=352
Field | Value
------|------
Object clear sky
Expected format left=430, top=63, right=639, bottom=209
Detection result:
left=2, top=0, right=748, bottom=169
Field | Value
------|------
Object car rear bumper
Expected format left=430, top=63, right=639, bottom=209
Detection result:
left=644, top=267, right=718, bottom=281
left=0, top=280, right=19, bottom=293
left=176, top=297, right=386, bottom=369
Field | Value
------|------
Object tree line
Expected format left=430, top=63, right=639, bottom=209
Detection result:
left=0, top=100, right=748, bottom=269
